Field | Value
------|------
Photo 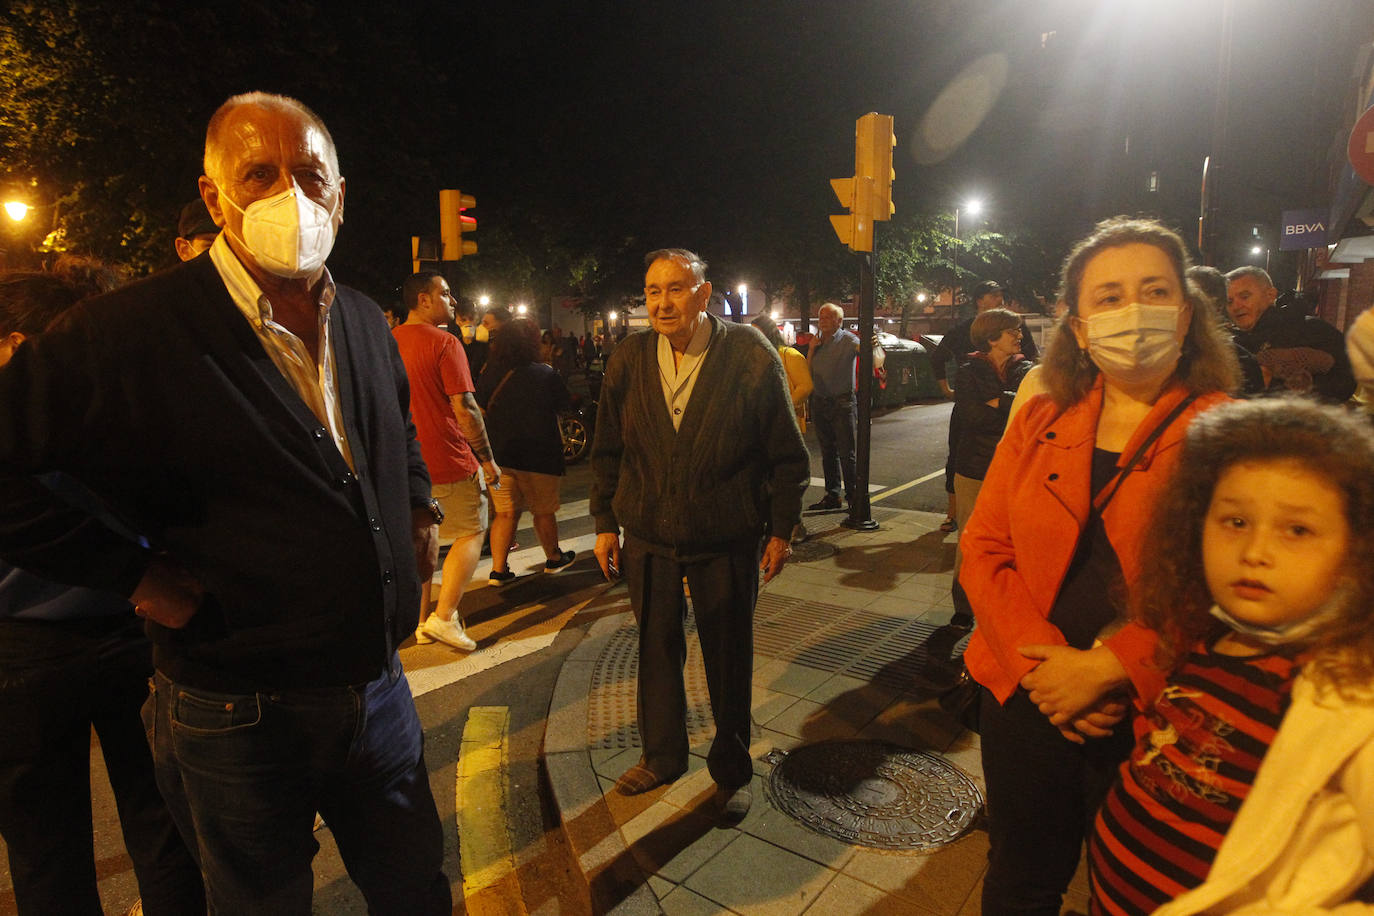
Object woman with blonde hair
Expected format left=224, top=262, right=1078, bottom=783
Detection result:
left=751, top=314, right=813, bottom=430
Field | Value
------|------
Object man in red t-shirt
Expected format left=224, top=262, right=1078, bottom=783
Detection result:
left=393, top=271, right=500, bottom=650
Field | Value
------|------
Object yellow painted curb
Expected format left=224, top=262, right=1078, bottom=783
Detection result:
left=457, top=705, right=527, bottom=914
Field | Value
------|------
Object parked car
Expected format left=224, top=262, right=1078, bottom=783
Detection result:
left=560, top=369, right=601, bottom=464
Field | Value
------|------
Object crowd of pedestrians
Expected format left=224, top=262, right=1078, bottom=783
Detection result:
left=3, top=89, right=1374, bottom=916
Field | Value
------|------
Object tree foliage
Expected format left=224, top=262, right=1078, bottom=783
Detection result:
left=875, top=211, right=1057, bottom=316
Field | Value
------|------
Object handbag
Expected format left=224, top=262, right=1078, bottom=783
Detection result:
left=938, top=664, right=982, bottom=733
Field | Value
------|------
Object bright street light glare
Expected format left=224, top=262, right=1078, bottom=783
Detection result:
left=478, top=294, right=491, bottom=307
left=608, top=311, right=618, bottom=321
left=965, top=199, right=983, bottom=217
left=770, top=310, right=780, bottom=321
left=516, top=304, right=528, bottom=315
left=916, top=293, right=928, bottom=303
left=3, top=201, right=30, bottom=222
left=1251, top=245, right=1263, bottom=255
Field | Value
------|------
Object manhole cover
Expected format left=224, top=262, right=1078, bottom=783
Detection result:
left=767, top=740, right=983, bottom=851
left=789, top=540, right=839, bottom=562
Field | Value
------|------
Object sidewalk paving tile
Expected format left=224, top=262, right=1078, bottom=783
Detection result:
left=808, top=872, right=936, bottom=916
left=750, top=683, right=804, bottom=725
left=840, top=831, right=989, bottom=916
left=759, top=696, right=860, bottom=742
left=658, top=759, right=716, bottom=809
left=620, top=799, right=735, bottom=884
left=660, top=885, right=736, bottom=915
left=864, top=696, right=963, bottom=752
left=683, top=833, right=837, bottom=916
left=733, top=791, right=856, bottom=871
left=751, top=658, right=833, bottom=698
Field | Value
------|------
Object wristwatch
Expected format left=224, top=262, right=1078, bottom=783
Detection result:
left=419, top=497, right=444, bottom=526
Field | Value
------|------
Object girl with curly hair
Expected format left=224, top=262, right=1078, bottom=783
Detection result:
left=1090, top=398, right=1374, bottom=914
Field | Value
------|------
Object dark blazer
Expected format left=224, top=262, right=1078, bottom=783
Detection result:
left=0, top=255, right=429, bottom=690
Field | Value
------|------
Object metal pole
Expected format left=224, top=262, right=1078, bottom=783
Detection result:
left=952, top=207, right=960, bottom=308
left=844, top=246, right=878, bottom=531
left=1203, top=0, right=1234, bottom=265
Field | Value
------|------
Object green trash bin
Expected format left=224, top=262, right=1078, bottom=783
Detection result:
left=878, top=347, right=917, bottom=407
left=904, top=342, right=942, bottom=400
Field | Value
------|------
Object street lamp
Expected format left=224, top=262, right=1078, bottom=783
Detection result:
left=952, top=198, right=984, bottom=310
left=478, top=294, right=491, bottom=307
left=515, top=303, right=528, bottom=316
left=3, top=201, right=31, bottom=222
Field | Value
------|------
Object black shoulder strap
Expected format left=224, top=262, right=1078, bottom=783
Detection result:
left=1093, top=393, right=1200, bottom=515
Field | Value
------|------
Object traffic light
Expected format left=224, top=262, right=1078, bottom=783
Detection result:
left=857, top=112, right=895, bottom=222
left=439, top=189, right=477, bottom=260
left=411, top=235, right=439, bottom=273
left=829, top=176, right=872, bottom=253
left=830, top=113, right=896, bottom=253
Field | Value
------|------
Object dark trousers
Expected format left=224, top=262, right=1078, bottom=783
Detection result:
left=145, top=654, right=449, bottom=915
left=944, top=406, right=962, bottom=495
left=978, top=687, right=1133, bottom=916
left=812, top=394, right=857, bottom=501
left=622, top=538, right=758, bottom=790
left=0, top=617, right=204, bottom=916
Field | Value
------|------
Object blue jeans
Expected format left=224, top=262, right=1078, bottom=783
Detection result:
left=145, top=655, right=449, bottom=914
left=812, top=394, right=857, bottom=500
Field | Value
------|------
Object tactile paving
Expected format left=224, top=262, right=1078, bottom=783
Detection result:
left=586, top=608, right=717, bottom=750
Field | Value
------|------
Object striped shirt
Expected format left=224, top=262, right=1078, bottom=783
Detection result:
left=1088, top=643, right=1302, bottom=915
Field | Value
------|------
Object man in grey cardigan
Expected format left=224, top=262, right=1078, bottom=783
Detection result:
left=591, top=248, right=808, bottom=824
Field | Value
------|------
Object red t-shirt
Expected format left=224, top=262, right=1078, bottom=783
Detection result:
left=392, top=322, right=479, bottom=484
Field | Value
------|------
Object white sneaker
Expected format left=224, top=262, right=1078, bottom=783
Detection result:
left=422, top=615, right=477, bottom=651
left=414, top=625, right=434, bottom=645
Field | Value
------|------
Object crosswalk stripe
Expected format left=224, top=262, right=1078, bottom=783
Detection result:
left=870, top=468, right=945, bottom=502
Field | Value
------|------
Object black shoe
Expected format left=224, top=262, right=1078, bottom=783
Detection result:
left=488, top=569, right=516, bottom=586
left=808, top=495, right=843, bottom=511
left=949, top=612, right=974, bottom=630
left=543, top=549, right=576, bottom=572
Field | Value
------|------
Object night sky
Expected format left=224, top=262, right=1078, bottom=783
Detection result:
left=6, top=0, right=1373, bottom=303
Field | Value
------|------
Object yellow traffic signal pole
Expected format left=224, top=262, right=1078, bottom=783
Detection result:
left=829, top=113, right=893, bottom=531
left=844, top=242, right=880, bottom=531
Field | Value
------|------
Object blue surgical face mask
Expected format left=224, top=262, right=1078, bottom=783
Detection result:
left=1207, top=590, right=1347, bottom=647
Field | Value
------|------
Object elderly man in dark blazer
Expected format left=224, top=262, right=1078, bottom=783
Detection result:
left=591, top=248, right=808, bottom=825
left=0, top=93, right=449, bottom=913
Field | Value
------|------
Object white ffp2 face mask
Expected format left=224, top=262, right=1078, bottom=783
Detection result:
left=218, top=180, right=339, bottom=279
left=1082, top=302, right=1184, bottom=386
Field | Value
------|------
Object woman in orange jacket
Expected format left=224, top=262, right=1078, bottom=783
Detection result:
left=958, top=217, right=1239, bottom=915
